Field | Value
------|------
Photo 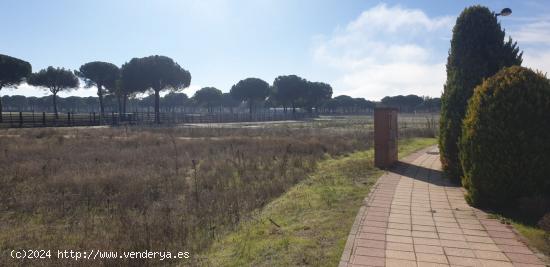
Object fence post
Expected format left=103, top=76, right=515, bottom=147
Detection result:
left=42, top=112, right=46, bottom=126
left=67, top=112, right=71, bottom=126
left=19, top=112, right=23, bottom=127
left=112, top=112, right=115, bottom=126
left=93, top=112, right=96, bottom=125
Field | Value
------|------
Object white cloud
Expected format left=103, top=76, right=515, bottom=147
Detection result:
left=512, top=19, right=550, bottom=45
left=312, top=3, right=453, bottom=100
left=183, top=84, right=202, bottom=97
left=346, top=3, right=452, bottom=33
left=510, top=17, right=550, bottom=75
left=523, top=51, right=550, bottom=76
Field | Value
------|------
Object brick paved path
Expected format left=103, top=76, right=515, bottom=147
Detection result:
left=340, top=146, right=547, bottom=267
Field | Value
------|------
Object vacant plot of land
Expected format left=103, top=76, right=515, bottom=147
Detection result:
left=0, top=117, right=435, bottom=266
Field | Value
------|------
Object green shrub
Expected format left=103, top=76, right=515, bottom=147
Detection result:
left=439, top=5, right=522, bottom=184
left=460, top=66, right=550, bottom=207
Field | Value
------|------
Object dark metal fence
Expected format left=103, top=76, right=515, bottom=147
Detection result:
left=0, top=111, right=316, bottom=128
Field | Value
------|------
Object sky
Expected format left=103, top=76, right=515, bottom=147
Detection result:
left=1, top=0, right=549, bottom=101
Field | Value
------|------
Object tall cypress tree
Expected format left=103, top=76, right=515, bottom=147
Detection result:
left=439, top=5, right=522, bottom=184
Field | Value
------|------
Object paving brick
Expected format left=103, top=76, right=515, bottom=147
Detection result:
left=474, top=250, right=508, bottom=261
left=436, top=226, right=462, bottom=234
left=467, top=242, right=500, bottom=252
left=461, top=229, right=488, bottom=236
left=386, top=234, right=413, bottom=244
left=357, top=232, right=385, bottom=241
left=416, top=262, right=450, bottom=267
left=385, top=258, right=417, bottom=267
left=386, top=242, right=414, bottom=252
left=464, top=235, right=494, bottom=243
left=487, top=230, right=516, bottom=239
left=365, top=215, right=389, bottom=222
left=387, top=228, right=412, bottom=237
left=412, top=230, right=439, bottom=238
left=492, top=237, right=524, bottom=246
left=368, top=211, right=390, bottom=217
left=355, top=247, right=386, bottom=257
left=447, top=255, right=480, bottom=266
left=496, top=244, right=533, bottom=254
left=388, top=222, right=412, bottom=230
left=477, top=259, right=515, bottom=267
left=365, top=220, right=388, bottom=228
left=386, top=249, right=416, bottom=260
left=413, top=225, right=437, bottom=232
left=438, top=233, right=466, bottom=241
left=435, top=222, right=460, bottom=228
left=439, top=239, right=469, bottom=249
left=414, top=237, right=442, bottom=246
left=443, top=247, right=475, bottom=257
left=511, top=263, right=547, bottom=267
left=505, top=252, right=545, bottom=264
left=415, top=253, right=448, bottom=264
left=355, top=239, right=385, bottom=249
left=414, top=244, right=444, bottom=254
left=353, top=255, right=385, bottom=266
left=433, top=217, right=456, bottom=223
left=361, top=226, right=388, bottom=234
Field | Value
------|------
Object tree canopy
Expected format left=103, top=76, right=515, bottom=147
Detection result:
left=303, top=81, right=333, bottom=112
left=230, top=78, right=270, bottom=114
left=0, top=54, right=32, bottom=122
left=162, top=92, right=188, bottom=112
left=0, top=54, right=32, bottom=90
left=28, top=66, right=79, bottom=117
left=272, top=75, right=308, bottom=112
left=193, top=87, right=222, bottom=113
left=381, top=94, right=424, bottom=112
left=129, top=55, right=191, bottom=123
left=76, top=61, right=120, bottom=116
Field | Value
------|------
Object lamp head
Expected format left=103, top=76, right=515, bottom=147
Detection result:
left=498, top=8, right=512, bottom=17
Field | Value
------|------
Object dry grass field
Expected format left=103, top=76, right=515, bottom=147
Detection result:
left=0, top=116, right=437, bottom=266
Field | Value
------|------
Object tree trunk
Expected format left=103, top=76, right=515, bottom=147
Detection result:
left=123, top=94, right=128, bottom=113
left=53, top=93, right=58, bottom=119
left=154, top=90, right=160, bottom=124
left=248, top=100, right=253, bottom=114
left=97, top=84, right=105, bottom=117
left=0, top=87, right=3, bottom=123
left=117, top=95, right=122, bottom=115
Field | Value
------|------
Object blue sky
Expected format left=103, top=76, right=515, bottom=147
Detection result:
left=2, top=0, right=549, bottom=100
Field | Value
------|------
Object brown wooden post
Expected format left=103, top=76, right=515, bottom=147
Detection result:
left=374, top=107, right=398, bottom=168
